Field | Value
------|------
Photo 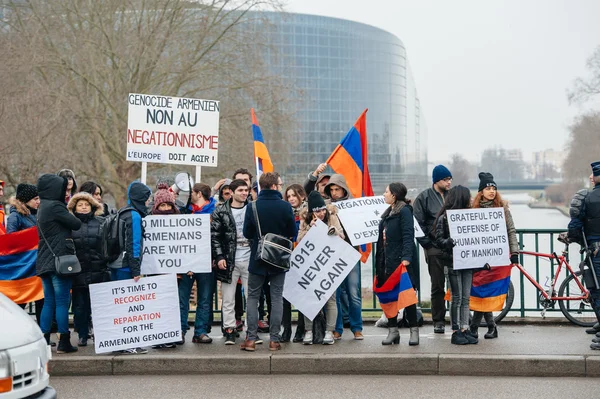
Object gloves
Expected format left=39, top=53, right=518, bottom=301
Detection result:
left=510, top=254, right=519, bottom=265
left=442, top=238, right=456, bottom=249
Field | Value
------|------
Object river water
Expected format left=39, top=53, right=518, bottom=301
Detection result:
left=362, top=193, right=576, bottom=319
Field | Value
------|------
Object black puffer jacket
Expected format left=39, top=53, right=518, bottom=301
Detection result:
left=211, top=199, right=247, bottom=284
left=68, top=193, right=110, bottom=288
left=375, top=203, right=418, bottom=289
left=36, top=174, right=82, bottom=276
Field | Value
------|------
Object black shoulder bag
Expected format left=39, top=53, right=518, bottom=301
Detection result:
left=252, top=202, right=293, bottom=271
left=38, top=225, right=82, bottom=277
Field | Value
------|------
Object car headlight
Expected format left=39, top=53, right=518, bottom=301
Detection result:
left=0, top=351, right=12, bottom=393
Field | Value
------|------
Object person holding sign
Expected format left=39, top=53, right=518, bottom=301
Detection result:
left=149, top=184, right=181, bottom=348
left=297, top=191, right=344, bottom=345
left=374, top=183, right=419, bottom=346
left=283, top=184, right=308, bottom=343
left=324, top=174, right=364, bottom=340
left=469, top=173, right=519, bottom=340
left=434, top=185, right=479, bottom=345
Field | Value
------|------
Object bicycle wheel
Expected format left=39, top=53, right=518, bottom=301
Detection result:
left=558, top=271, right=596, bottom=327
left=471, top=281, right=515, bottom=327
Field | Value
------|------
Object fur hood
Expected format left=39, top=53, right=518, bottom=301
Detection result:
left=67, top=192, right=104, bottom=216
left=8, top=196, right=31, bottom=216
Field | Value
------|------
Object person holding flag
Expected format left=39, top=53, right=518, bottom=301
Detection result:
left=322, top=109, right=374, bottom=341
left=0, top=180, right=6, bottom=235
left=374, top=183, right=419, bottom=346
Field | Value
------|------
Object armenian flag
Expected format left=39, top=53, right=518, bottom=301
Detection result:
left=373, top=264, right=418, bottom=318
left=0, top=227, right=43, bottom=304
left=326, top=109, right=374, bottom=198
left=252, top=109, right=274, bottom=178
left=470, top=266, right=512, bottom=312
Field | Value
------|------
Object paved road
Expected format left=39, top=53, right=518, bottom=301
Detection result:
left=50, top=375, right=599, bottom=399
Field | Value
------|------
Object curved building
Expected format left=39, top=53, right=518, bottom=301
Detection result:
left=256, top=12, right=428, bottom=190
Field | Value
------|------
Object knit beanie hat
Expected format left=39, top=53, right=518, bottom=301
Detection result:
left=307, top=191, right=326, bottom=212
left=478, top=172, right=497, bottom=192
left=152, top=183, right=176, bottom=213
left=592, top=161, right=600, bottom=177
left=432, top=165, right=452, bottom=183
left=16, top=183, right=38, bottom=203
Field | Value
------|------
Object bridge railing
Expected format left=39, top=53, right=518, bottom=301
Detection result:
left=362, top=228, right=590, bottom=319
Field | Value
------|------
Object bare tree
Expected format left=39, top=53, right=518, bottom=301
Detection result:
left=0, top=0, right=298, bottom=203
left=568, top=45, right=600, bottom=105
left=563, top=111, right=600, bottom=183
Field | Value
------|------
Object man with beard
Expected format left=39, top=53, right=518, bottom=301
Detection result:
left=413, top=165, right=452, bottom=334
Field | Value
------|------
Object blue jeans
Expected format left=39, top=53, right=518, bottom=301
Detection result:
left=589, top=249, right=600, bottom=323
left=178, top=272, right=213, bottom=337
left=111, top=268, right=132, bottom=281
left=40, top=273, right=72, bottom=334
left=335, top=263, right=363, bottom=334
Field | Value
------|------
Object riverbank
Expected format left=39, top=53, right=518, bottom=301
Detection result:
left=528, top=200, right=569, bottom=217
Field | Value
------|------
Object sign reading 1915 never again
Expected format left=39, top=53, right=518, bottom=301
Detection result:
left=126, top=93, right=220, bottom=166
left=446, top=208, right=510, bottom=270
left=283, top=220, right=361, bottom=321
left=140, top=214, right=211, bottom=275
left=90, top=274, right=181, bottom=354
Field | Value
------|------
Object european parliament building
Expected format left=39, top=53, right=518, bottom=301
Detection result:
left=256, top=12, right=428, bottom=191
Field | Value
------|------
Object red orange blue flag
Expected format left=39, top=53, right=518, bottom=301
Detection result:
left=373, top=263, right=418, bottom=318
left=0, top=227, right=44, bottom=304
left=326, top=109, right=374, bottom=198
left=470, top=266, right=512, bottom=312
left=252, top=109, right=274, bottom=178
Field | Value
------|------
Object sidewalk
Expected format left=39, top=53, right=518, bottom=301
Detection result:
left=49, top=324, right=600, bottom=377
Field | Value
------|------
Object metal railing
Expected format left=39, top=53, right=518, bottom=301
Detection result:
left=32, top=229, right=586, bottom=321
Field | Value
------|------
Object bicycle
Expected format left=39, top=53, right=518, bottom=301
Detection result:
left=507, top=233, right=595, bottom=327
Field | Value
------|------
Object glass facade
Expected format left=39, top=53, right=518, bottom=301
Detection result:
left=255, top=12, right=428, bottom=191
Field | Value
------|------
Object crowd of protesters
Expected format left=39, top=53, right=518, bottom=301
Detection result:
left=3, top=161, right=598, bottom=355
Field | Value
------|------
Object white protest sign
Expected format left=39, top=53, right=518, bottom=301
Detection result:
left=414, top=217, right=425, bottom=238
left=141, top=214, right=211, bottom=274
left=283, top=220, right=361, bottom=321
left=126, top=93, right=220, bottom=166
left=89, top=274, right=181, bottom=354
left=447, top=208, right=510, bottom=270
left=333, top=196, right=388, bottom=246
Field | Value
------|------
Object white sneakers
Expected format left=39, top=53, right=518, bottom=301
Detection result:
left=303, top=331, right=313, bottom=345
left=323, top=331, right=334, bottom=345
left=302, top=331, right=335, bottom=345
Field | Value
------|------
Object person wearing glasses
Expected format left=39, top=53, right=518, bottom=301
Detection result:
left=413, top=165, right=453, bottom=334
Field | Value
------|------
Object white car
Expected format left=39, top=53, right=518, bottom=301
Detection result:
left=0, top=293, right=56, bottom=399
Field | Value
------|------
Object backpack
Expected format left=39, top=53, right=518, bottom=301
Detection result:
left=104, top=206, right=133, bottom=264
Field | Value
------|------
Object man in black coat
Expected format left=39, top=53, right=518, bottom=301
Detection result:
left=240, top=172, right=296, bottom=352
left=413, top=164, right=452, bottom=334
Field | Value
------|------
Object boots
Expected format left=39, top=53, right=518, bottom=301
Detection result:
left=57, top=332, right=78, bottom=354
left=484, top=325, right=498, bottom=339
left=409, top=327, right=419, bottom=346
left=382, top=327, right=400, bottom=345
left=469, top=326, right=479, bottom=339
left=44, top=333, right=51, bottom=346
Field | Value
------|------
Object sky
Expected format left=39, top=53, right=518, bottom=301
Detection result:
left=284, top=0, right=600, bottom=163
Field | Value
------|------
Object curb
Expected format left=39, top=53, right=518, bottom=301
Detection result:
left=49, top=354, right=600, bottom=377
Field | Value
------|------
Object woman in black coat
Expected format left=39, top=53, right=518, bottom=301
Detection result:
left=68, top=192, right=110, bottom=347
left=375, top=182, right=419, bottom=346
left=36, top=174, right=82, bottom=353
